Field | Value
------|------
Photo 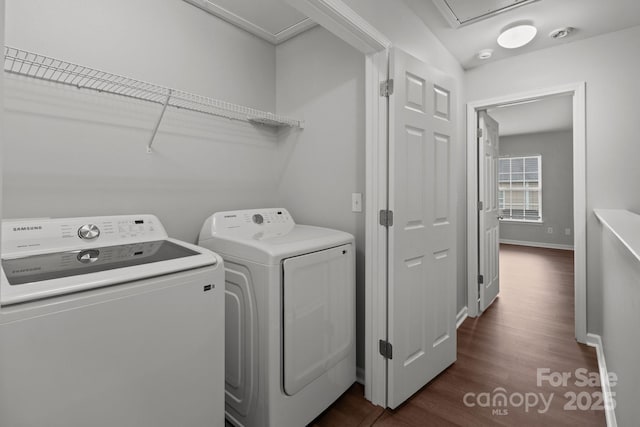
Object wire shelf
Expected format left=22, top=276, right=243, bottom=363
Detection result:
left=3, top=46, right=304, bottom=130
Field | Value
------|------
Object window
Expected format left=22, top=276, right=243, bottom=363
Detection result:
left=498, top=155, right=541, bottom=222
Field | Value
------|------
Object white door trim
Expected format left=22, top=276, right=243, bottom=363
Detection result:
left=283, top=0, right=390, bottom=53
left=284, top=0, right=391, bottom=407
left=466, top=82, right=587, bottom=343
left=0, top=0, right=5, bottom=316
left=364, top=49, right=389, bottom=406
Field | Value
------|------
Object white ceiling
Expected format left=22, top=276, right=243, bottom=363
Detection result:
left=432, top=0, right=539, bottom=27
left=187, top=0, right=640, bottom=68
left=206, top=0, right=307, bottom=34
left=405, top=0, right=640, bottom=69
left=487, top=94, right=573, bottom=137
left=183, top=0, right=315, bottom=44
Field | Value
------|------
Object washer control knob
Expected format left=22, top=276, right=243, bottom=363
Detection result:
left=78, top=224, right=100, bottom=240
left=252, top=214, right=264, bottom=225
left=77, top=249, right=100, bottom=264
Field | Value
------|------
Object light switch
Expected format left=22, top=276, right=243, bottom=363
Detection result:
left=352, top=193, right=362, bottom=212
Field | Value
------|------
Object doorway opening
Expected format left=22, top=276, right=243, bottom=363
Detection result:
left=489, top=94, right=575, bottom=320
left=466, top=83, right=587, bottom=343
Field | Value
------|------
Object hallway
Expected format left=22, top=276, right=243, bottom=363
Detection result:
left=311, top=244, right=606, bottom=426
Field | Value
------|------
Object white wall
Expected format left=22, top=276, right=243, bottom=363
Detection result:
left=3, top=0, right=284, bottom=243
left=275, top=26, right=365, bottom=370
left=499, top=130, right=573, bottom=247
left=342, top=0, right=468, bottom=313
left=0, top=0, right=5, bottom=306
left=466, top=25, right=640, bottom=335
left=5, top=0, right=275, bottom=110
left=596, top=212, right=640, bottom=426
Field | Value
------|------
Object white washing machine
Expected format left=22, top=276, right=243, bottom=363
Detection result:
left=0, top=215, right=225, bottom=427
left=198, top=208, right=355, bottom=427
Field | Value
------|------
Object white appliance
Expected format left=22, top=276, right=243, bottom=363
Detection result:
left=0, top=215, right=225, bottom=427
left=198, top=208, right=356, bottom=427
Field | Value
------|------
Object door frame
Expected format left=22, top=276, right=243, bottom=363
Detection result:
left=466, top=82, right=587, bottom=343
left=363, top=49, right=389, bottom=406
left=283, top=0, right=392, bottom=406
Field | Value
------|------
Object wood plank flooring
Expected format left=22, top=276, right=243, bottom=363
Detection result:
left=310, top=244, right=605, bottom=426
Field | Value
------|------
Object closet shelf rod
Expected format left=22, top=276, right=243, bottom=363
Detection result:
left=3, top=46, right=305, bottom=130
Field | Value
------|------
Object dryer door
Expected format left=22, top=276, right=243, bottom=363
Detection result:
left=282, top=244, right=354, bottom=396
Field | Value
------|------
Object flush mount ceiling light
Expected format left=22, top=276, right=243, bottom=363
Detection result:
left=497, top=24, right=537, bottom=49
left=477, top=49, right=493, bottom=60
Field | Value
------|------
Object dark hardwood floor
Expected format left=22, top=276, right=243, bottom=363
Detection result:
left=310, top=244, right=605, bottom=426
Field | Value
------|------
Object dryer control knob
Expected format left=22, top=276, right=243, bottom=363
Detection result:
left=78, top=224, right=100, bottom=240
left=252, top=214, right=264, bottom=225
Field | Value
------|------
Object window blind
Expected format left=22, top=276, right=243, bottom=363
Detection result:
left=498, top=155, right=541, bottom=221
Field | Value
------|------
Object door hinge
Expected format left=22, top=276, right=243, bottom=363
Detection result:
left=380, top=79, right=394, bottom=97
left=379, top=209, right=394, bottom=227
left=477, top=128, right=483, bottom=138
left=379, top=339, right=393, bottom=359
left=478, top=274, right=484, bottom=285
left=478, top=201, right=484, bottom=211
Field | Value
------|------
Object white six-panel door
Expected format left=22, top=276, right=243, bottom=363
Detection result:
left=387, top=48, right=457, bottom=408
left=478, top=111, right=500, bottom=312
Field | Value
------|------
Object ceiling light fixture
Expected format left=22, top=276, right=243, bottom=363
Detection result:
left=497, top=24, right=537, bottom=49
left=477, top=49, right=493, bottom=60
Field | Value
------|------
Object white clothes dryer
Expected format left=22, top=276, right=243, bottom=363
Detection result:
left=198, top=208, right=355, bottom=427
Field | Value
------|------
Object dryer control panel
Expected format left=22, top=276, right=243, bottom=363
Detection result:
left=206, top=208, right=295, bottom=239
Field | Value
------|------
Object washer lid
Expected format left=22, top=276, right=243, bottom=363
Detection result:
left=0, top=215, right=219, bottom=306
left=200, top=224, right=354, bottom=265
left=0, top=238, right=218, bottom=306
left=3, top=240, right=198, bottom=286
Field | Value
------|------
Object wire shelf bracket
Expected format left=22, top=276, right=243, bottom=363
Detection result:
left=3, top=46, right=305, bottom=152
left=147, top=90, right=172, bottom=153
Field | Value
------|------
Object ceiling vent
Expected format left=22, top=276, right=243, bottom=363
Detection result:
left=432, top=0, right=541, bottom=28
left=549, top=27, right=575, bottom=39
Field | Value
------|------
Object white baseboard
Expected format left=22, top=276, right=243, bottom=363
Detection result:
left=456, top=306, right=468, bottom=329
left=356, top=366, right=365, bottom=385
left=586, top=333, right=617, bottom=427
left=500, top=239, right=574, bottom=251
